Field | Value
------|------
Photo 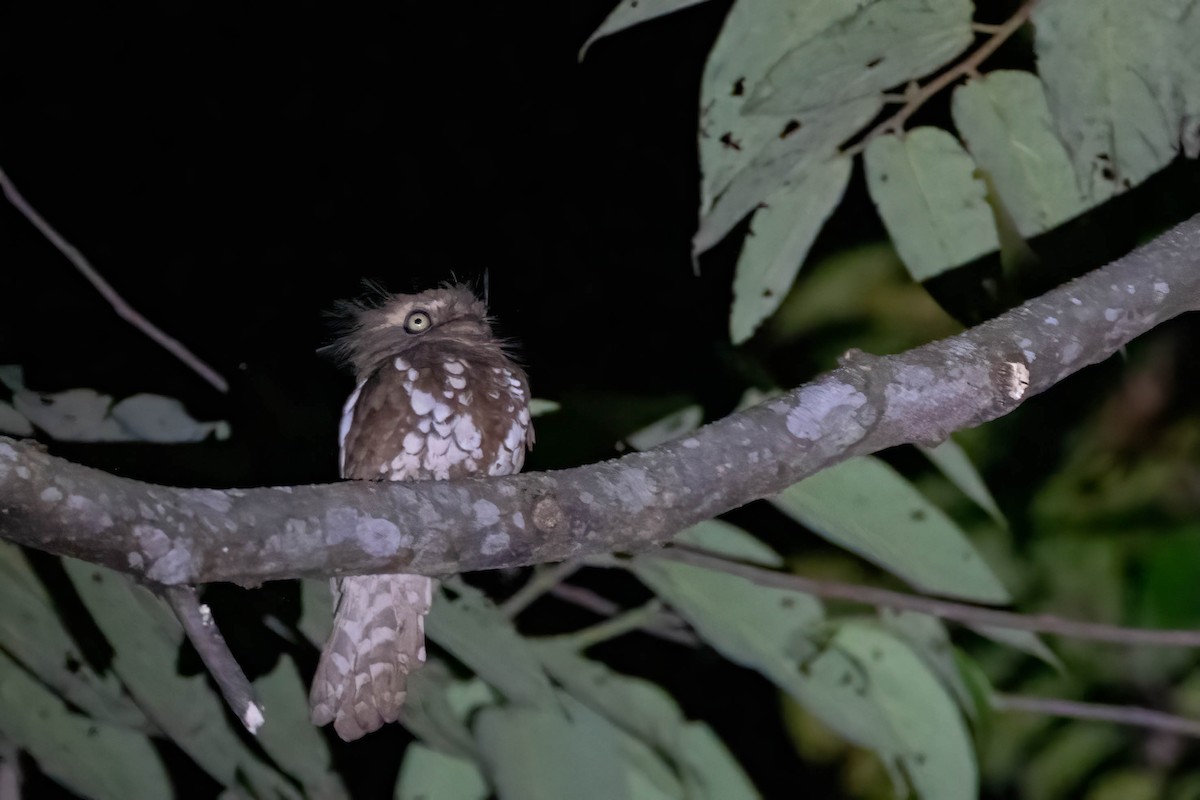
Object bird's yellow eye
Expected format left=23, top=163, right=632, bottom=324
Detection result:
left=403, top=310, right=432, bottom=333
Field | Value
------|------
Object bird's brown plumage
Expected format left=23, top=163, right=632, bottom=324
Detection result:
left=309, top=285, right=533, bottom=741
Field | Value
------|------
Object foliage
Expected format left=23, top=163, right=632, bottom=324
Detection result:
left=3, top=0, right=1200, bottom=798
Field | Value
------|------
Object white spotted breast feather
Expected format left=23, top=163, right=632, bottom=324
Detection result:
left=311, top=286, right=533, bottom=741
left=339, top=349, right=533, bottom=483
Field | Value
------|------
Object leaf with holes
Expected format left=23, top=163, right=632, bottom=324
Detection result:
left=698, top=0, right=867, bottom=216
left=730, top=155, right=852, bottom=343
left=1033, top=0, right=1191, bottom=203
left=744, top=0, right=974, bottom=115
left=696, top=96, right=879, bottom=257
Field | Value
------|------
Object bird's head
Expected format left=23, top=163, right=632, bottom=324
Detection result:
left=331, top=285, right=505, bottom=379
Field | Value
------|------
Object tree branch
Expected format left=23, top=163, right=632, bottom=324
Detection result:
left=1, top=214, right=1199, bottom=586
left=656, top=547, right=1200, bottom=648
left=501, top=561, right=582, bottom=616
left=162, top=586, right=263, bottom=734
left=842, top=0, right=1039, bottom=157
left=547, top=582, right=701, bottom=647
left=0, top=165, right=228, bottom=394
left=993, top=693, right=1200, bottom=739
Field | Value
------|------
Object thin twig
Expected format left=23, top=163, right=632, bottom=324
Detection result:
left=0, top=166, right=229, bottom=393
left=162, top=585, right=263, bottom=734
left=993, top=694, right=1200, bottom=738
left=550, top=583, right=700, bottom=647
left=556, top=601, right=683, bottom=650
left=549, top=582, right=622, bottom=616
left=657, top=546, right=1200, bottom=649
left=501, top=561, right=582, bottom=617
left=842, top=0, right=1039, bottom=157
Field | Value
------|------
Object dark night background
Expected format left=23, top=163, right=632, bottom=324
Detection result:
left=5, top=2, right=1200, bottom=798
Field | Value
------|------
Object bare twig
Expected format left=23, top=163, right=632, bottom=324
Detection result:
left=501, top=561, right=582, bottom=617
left=0, top=166, right=229, bottom=394
left=554, top=601, right=690, bottom=650
left=657, top=546, right=1200, bottom=649
left=843, top=0, right=1039, bottom=157
left=549, top=583, right=700, bottom=647
left=993, top=693, right=1200, bottom=738
left=162, top=585, right=263, bottom=734
left=549, top=582, right=622, bottom=617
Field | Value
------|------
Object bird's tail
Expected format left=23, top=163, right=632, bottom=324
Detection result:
left=309, top=573, right=434, bottom=741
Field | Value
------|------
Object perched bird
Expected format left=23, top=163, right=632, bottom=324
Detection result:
left=310, top=285, right=534, bottom=741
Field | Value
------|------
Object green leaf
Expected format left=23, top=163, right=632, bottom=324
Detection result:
left=865, top=129, right=999, bottom=281
left=1085, top=770, right=1164, bottom=800
left=919, top=437, right=1006, bottom=527
left=0, top=542, right=150, bottom=730
left=952, top=649, right=995, bottom=730
left=1020, top=724, right=1123, bottom=800
left=744, top=0, right=974, bottom=115
left=772, top=456, right=1010, bottom=603
left=0, top=399, right=32, bottom=436
left=633, top=538, right=914, bottom=755
left=404, top=666, right=494, bottom=760
left=877, top=610, right=975, bottom=718
left=696, top=97, right=880, bottom=256
left=1137, top=531, right=1200, bottom=629
left=675, top=725, right=760, bottom=800
left=950, top=71, right=1088, bottom=237
left=833, top=622, right=977, bottom=800
left=730, top=156, right=852, bottom=344
left=395, top=743, right=489, bottom=800
left=535, top=642, right=759, bottom=800
left=529, top=647, right=684, bottom=798
left=698, top=0, right=867, bottom=216
left=2, top=367, right=228, bottom=442
left=1033, top=0, right=1189, bottom=203
left=676, top=519, right=783, bottom=566
left=254, top=656, right=349, bottom=799
left=966, top=625, right=1062, bottom=672
left=1178, top=5, right=1200, bottom=158
left=528, top=398, right=561, bottom=417
left=426, top=580, right=557, bottom=707
left=0, top=649, right=171, bottom=800
left=475, top=700, right=631, bottom=800
left=580, top=0, right=714, bottom=60
left=63, top=560, right=301, bottom=799
left=298, top=578, right=333, bottom=647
